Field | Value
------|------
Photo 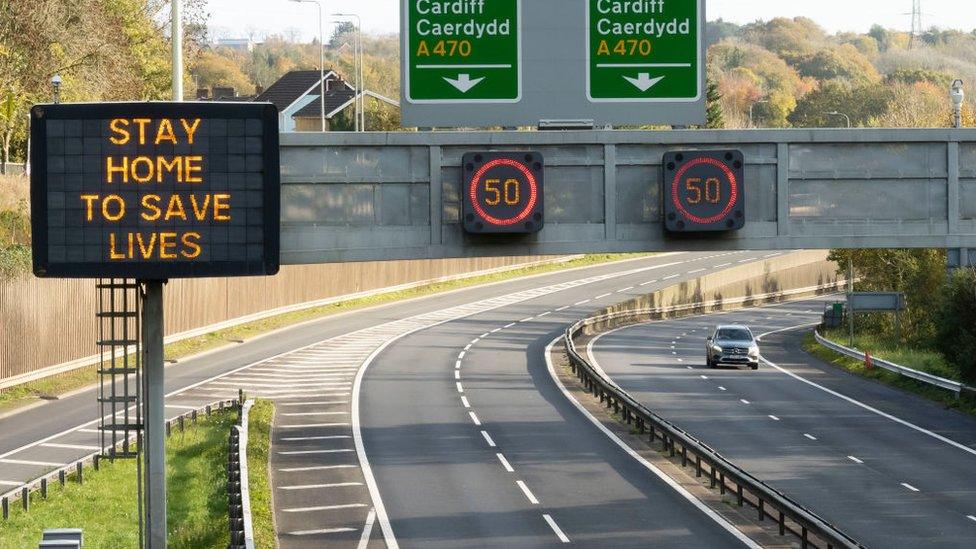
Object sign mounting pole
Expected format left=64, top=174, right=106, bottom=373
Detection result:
left=142, top=280, right=166, bottom=548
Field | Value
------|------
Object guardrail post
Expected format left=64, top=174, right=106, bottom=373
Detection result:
left=737, top=484, right=743, bottom=507
left=710, top=467, right=716, bottom=488
left=40, top=478, right=47, bottom=499
left=179, top=415, right=185, bottom=432
left=668, top=438, right=675, bottom=457
left=166, top=420, right=172, bottom=437
left=681, top=446, right=687, bottom=467
left=695, top=456, right=701, bottom=477
left=93, top=455, right=100, bottom=471
left=779, top=511, right=785, bottom=535
left=21, top=487, right=28, bottom=511
left=2, top=496, right=7, bottom=519
left=59, top=470, right=65, bottom=487
left=76, top=462, right=83, bottom=484
left=758, top=498, right=764, bottom=521
left=719, top=473, right=726, bottom=494
left=802, top=526, right=809, bottom=549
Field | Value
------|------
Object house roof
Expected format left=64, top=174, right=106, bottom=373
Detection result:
left=292, top=89, right=358, bottom=118
left=254, top=70, right=337, bottom=112
left=293, top=90, right=401, bottom=119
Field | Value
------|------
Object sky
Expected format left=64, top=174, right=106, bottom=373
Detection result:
left=204, top=0, right=976, bottom=42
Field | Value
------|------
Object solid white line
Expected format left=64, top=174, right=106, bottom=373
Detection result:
left=516, top=480, right=540, bottom=504
left=496, top=453, right=515, bottom=472
left=768, top=415, right=780, bottom=421
left=281, top=435, right=351, bottom=441
left=901, top=483, right=920, bottom=492
left=469, top=411, right=482, bottom=426
left=279, top=401, right=349, bottom=406
left=281, top=482, right=363, bottom=491
left=278, top=423, right=350, bottom=429
left=0, top=458, right=64, bottom=467
left=40, top=443, right=101, bottom=451
left=165, top=404, right=199, bottom=410
left=0, top=480, right=23, bottom=486
left=804, top=433, right=818, bottom=441
left=284, top=503, right=367, bottom=513
left=456, top=382, right=464, bottom=393
left=288, top=528, right=357, bottom=536
left=543, top=514, right=571, bottom=543
left=78, top=429, right=101, bottom=434
left=278, top=464, right=358, bottom=473
left=546, top=336, right=762, bottom=549
left=358, top=508, right=377, bottom=549
left=758, top=323, right=976, bottom=459
left=461, top=396, right=471, bottom=408
left=848, top=456, right=863, bottom=464
left=278, top=449, right=354, bottom=455
left=481, top=430, right=497, bottom=447
left=282, top=412, right=347, bottom=417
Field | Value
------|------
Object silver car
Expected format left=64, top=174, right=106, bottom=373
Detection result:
left=706, top=325, right=760, bottom=370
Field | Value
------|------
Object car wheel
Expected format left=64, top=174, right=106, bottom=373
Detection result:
left=750, top=363, right=759, bottom=370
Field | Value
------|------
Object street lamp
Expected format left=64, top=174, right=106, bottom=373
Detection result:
left=825, top=111, right=852, bottom=128
left=290, top=0, right=326, bottom=132
left=951, top=79, right=965, bottom=129
left=749, top=99, right=768, bottom=128
left=51, top=74, right=62, bottom=104
left=333, top=13, right=364, bottom=131
left=172, top=0, right=183, bottom=101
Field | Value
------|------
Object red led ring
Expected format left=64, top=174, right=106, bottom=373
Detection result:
left=671, top=157, right=738, bottom=225
left=469, top=158, right=539, bottom=226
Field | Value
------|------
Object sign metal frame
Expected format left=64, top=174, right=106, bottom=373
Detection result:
left=29, top=102, right=281, bottom=280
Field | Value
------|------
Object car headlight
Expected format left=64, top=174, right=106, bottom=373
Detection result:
left=711, top=345, right=723, bottom=353
left=748, top=346, right=759, bottom=357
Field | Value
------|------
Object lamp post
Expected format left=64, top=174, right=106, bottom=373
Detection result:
left=291, top=0, right=326, bottom=132
left=825, top=111, right=852, bottom=128
left=51, top=74, right=62, bottom=104
left=333, top=13, right=363, bottom=131
left=951, top=79, right=965, bottom=129
left=172, top=0, right=183, bottom=100
left=749, top=99, right=768, bottom=128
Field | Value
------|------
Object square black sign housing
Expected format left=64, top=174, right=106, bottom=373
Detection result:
left=663, top=150, right=745, bottom=233
left=462, top=151, right=544, bottom=234
left=30, top=102, right=280, bottom=279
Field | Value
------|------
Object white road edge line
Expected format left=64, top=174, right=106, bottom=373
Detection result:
left=543, top=514, right=571, bottom=543
left=758, top=322, right=976, bottom=459
left=545, top=336, right=762, bottom=549
left=516, top=480, right=540, bottom=504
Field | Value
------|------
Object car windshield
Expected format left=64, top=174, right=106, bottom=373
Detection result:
left=715, top=328, right=752, bottom=341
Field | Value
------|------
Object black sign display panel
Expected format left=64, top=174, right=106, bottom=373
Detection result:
left=663, top=150, right=745, bottom=233
left=462, top=152, right=544, bottom=234
left=30, top=102, right=280, bottom=279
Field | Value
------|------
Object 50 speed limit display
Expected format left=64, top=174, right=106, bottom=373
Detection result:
left=462, top=151, right=543, bottom=234
left=663, top=149, right=744, bottom=233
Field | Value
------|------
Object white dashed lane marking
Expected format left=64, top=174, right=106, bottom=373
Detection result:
left=544, top=514, right=571, bottom=543
left=804, top=433, right=818, bottom=441
left=516, top=480, right=540, bottom=504
left=848, top=456, right=863, bottom=464
left=481, top=431, right=497, bottom=447
left=901, top=483, right=920, bottom=492
left=496, top=453, right=515, bottom=472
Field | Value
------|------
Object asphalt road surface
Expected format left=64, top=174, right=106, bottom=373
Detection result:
left=357, top=253, right=782, bottom=548
left=589, top=298, right=976, bottom=548
left=0, top=251, right=778, bottom=547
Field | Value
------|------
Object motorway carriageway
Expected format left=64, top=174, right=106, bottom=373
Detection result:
left=0, top=250, right=779, bottom=548
left=589, top=298, right=976, bottom=548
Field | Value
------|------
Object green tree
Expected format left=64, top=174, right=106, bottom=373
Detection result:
left=705, top=79, right=724, bottom=129
left=192, top=50, right=253, bottom=94
left=789, top=80, right=893, bottom=128
left=936, top=268, right=976, bottom=382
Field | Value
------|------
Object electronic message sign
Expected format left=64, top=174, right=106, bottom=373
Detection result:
left=587, top=0, right=702, bottom=103
left=404, top=0, right=521, bottom=103
left=462, top=151, right=543, bottom=234
left=663, top=150, right=744, bottom=233
left=30, top=102, right=280, bottom=279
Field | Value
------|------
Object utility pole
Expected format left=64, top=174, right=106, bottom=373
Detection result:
left=334, top=13, right=364, bottom=131
left=909, top=0, right=923, bottom=50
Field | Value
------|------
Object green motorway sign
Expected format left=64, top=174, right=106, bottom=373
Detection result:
left=404, top=0, right=521, bottom=103
left=587, top=0, right=701, bottom=102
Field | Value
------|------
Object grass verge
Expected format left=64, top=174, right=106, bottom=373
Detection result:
left=0, top=405, right=241, bottom=548
left=246, top=399, right=275, bottom=547
left=0, top=253, right=650, bottom=413
left=802, top=332, right=976, bottom=417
